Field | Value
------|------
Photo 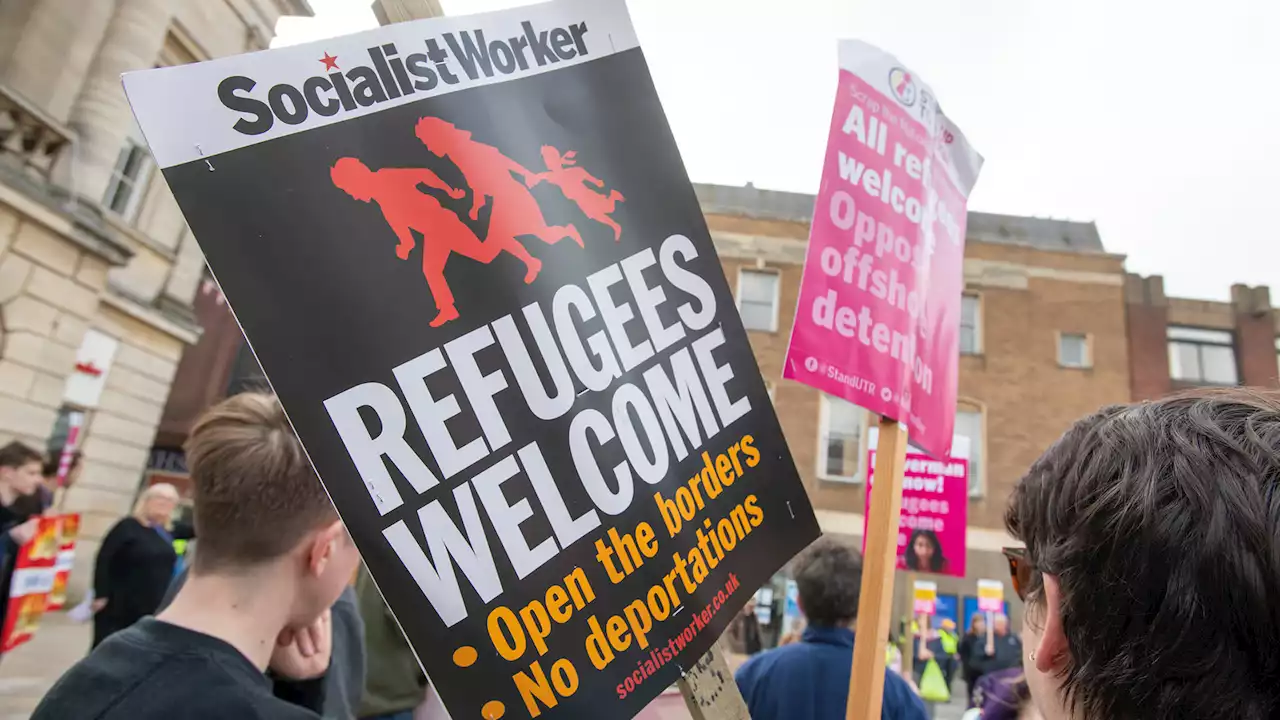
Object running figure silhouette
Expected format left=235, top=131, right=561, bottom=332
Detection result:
left=330, top=157, right=542, bottom=328
left=414, top=117, right=584, bottom=249
left=534, top=146, right=625, bottom=241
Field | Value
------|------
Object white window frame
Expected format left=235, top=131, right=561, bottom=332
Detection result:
left=1167, top=326, right=1238, bottom=385
left=955, top=404, right=985, bottom=498
left=736, top=267, right=781, bottom=333
left=102, top=120, right=155, bottom=222
left=1057, top=332, right=1092, bottom=369
left=960, top=293, right=982, bottom=355
left=816, top=393, right=868, bottom=483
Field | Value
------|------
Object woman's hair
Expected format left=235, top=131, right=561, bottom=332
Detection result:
left=1005, top=388, right=1280, bottom=719
left=133, top=482, right=179, bottom=530
left=904, top=529, right=945, bottom=572
left=967, top=612, right=985, bottom=634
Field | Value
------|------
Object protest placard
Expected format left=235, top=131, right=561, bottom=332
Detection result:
left=866, top=427, right=969, bottom=577
left=46, top=514, right=81, bottom=612
left=122, top=1, right=820, bottom=717
left=1, top=516, right=60, bottom=652
left=782, top=40, right=982, bottom=720
left=783, top=41, right=982, bottom=459
left=912, top=580, right=937, bottom=616
left=977, top=580, right=1003, bottom=613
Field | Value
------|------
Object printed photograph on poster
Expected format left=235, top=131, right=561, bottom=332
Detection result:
left=865, top=426, right=968, bottom=577
left=783, top=40, right=982, bottom=459
left=121, top=1, right=821, bottom=718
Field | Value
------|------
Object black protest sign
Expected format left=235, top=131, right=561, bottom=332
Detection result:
left=124, top=1, right=820, bottom=717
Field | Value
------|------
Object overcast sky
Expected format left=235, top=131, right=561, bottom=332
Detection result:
left=275, top=0, right=1279, bottom=301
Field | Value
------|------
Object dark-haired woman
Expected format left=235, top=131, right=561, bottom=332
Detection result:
left=904, top=529, right=947, bottom=573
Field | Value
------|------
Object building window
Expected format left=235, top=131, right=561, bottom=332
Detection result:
left=954, top=407, right=983, bottom=497
left=103, top=137, right=154, bottom=220
left=959, top=294, right=981, bottom=355
left=737, top=269, right=779, bottom=332
left=1058, top=333, right=1091, bottom=368
left=818, top=394, right=866, bottom=482
left=1168, top=327, right=1238, bottom=385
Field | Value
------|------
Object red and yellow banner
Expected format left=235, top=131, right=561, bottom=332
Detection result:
left=2, top=514, right=79, bottom=652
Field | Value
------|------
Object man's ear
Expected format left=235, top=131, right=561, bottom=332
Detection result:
left=1034, top=574, right=1071, bottom=674
left=306, top=520, right=345, bottom=578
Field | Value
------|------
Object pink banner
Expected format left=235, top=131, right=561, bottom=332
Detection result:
left=784, top=41, right=982, bottom=459
left=865, top=427, right=969, bottom=577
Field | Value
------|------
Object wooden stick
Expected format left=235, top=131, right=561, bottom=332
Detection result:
left=846, top=418, right=909, bottom=720
left=369, top=3, right=752, bottom=716
left=677, top=642, right=751, bottom=720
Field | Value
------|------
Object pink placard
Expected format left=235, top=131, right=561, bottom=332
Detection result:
left=865, top=428, right=969, bottom=577
left=784, top=41, right=982, bottom=459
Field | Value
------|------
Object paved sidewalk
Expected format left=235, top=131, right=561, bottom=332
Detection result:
left=0, top=612, right=89, bottom=720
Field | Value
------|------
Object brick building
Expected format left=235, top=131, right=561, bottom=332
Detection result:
left=1126, top=275, right=1279, bottom=399
left=0, top=0, right=311, bottom=599
left=696, top=183, right=1132, bottom=629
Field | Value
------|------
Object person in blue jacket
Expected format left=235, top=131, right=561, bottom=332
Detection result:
left=736, top=538, right=928, bottom=720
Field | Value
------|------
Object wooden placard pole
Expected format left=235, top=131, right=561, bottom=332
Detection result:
left=847, top=418, right=910, bottom=720
left=371, top=4, right=752, bottom=718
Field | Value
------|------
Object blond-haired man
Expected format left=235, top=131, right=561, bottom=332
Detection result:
left=34, top=393, right=362, bottom=719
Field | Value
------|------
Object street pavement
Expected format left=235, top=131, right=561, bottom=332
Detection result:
left=0, top=614, right=969, bottom=720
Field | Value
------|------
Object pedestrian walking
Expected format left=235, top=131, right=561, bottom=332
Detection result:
left=33, top=392, right=363, bottom=719
left=89, top=483, right=191, bottom=647
left=1005, top=388, right=1280, bottom=720
left=735, top=539, right=927, bottom=720
left=725, top=598, right=763, bottom=656
left=957, top=613, right=987, bottom=706
left=0, top=441, right=44, bottom=655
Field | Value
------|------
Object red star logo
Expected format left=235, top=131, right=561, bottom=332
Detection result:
left=320, top=52, right=339, bottom=72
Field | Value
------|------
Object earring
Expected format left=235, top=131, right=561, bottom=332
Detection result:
left=1030, top=651, right=1037, bottom=663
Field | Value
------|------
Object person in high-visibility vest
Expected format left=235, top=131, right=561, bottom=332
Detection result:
left=937, top=618, right=960, bottom=688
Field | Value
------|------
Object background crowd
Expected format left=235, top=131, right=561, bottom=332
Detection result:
left=0, top=387, right=1277, bottom=720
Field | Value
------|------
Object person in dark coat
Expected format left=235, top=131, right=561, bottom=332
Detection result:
left=162, top=557, right=366, bottom=720
left=0, top=441, right=45, bottom=651
left=90, top=483, right=190, bottom=647
left=958, top=613, right=987, bottom=706
left=964, top=614, right=1021, bottom=687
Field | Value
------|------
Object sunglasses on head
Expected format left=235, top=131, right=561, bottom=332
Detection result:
left=1002, top=547, right=1033, bottom=601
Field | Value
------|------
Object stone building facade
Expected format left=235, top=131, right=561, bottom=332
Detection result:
left=0, top=0, right=311, bottom=599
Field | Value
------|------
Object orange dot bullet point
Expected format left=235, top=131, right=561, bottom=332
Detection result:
left=453, top=645, right=478, bottom=667
left=482, top=700, right=506, bottom=718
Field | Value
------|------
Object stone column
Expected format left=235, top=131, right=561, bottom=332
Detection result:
left=66, top=0, right=174, bottom=206
left=0, top=0, right=118, bottom=124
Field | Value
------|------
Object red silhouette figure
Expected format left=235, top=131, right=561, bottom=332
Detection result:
left=414, top=117, right=583, bottom=249
left=331, top=157, right=542, bottom=327
left=534, top=146, right=625, bottom=241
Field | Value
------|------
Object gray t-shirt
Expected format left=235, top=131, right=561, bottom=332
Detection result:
left=161, top=566, right=365, bottom=720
